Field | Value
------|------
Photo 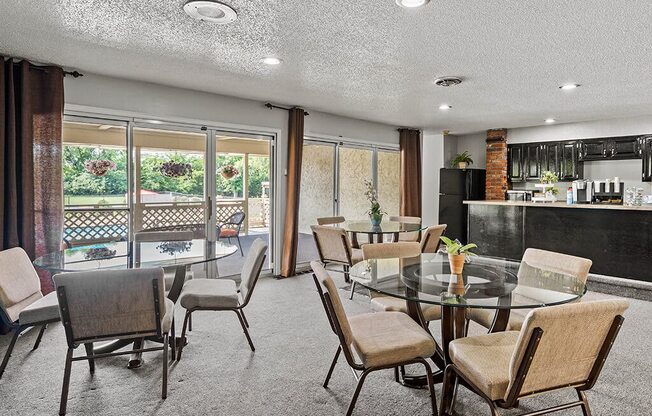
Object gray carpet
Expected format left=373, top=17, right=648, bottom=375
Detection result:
left=1, top=273, right=651, bottom=415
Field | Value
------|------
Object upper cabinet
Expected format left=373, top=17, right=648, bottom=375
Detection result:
left=508, top=145, right=525, bottom=182
left=523, top=144, right=542, bottom=180
left=579, top=136, right=641, bottom=161
left=643, top=136, right=652, bottom=182
left=559, top=141, right=582, bottom=181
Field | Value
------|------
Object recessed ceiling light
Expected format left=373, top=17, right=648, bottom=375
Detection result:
left=395, top=0, right=430, bottom=8
left=559, top=83, right=580, bottom=90
left=261, top=57, right=282, bottom=65
left=545, top=118, right=556, bottom=123
left=183, top=1, right=237, bottom=24
left=439, top=104, right=452, bottom=110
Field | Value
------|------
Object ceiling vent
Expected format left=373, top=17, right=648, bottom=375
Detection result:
left=434, top=77, right=463, bottom=87
left=183, top=1, right=238, bottom=24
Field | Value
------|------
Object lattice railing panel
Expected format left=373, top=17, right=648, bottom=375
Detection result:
left=136, top=203, right=206, bottom=232
left=215, top=200, right=246, bottom=223
left=64, top=209, right=129, bottom=243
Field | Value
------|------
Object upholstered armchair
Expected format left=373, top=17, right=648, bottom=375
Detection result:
left=311, top=225, right=363, bottom=299
left=420, top=224, right=447, bottom=253
left=389, top=215, right=421, bottom=242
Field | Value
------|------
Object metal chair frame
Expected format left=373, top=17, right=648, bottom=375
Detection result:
left=217, top=212, right=246, bottom=256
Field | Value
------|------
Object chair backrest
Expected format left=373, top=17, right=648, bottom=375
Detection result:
left=317, top=216, right=346, bottom=226
left=311, top=225, right=354, bottom=265
left=134, top=230, right=194, bottom=242
left=506, top=299, right=628, bottom=400
left=389, top=215, right=421, bottom=241
left=225, top=212, right=246, bottom=225
left=239, top=238, right=268, bottom=304
left=311, top=262, right=353, bottom=347
left=0, top=247, right=43, bottom=323
left=362, top=242, right=421, bottom=260
left=520, top=248, right=592, bottom=284
left=420, top=224, right=447, bottom=253
left=54, top=268, right=166, bottom=347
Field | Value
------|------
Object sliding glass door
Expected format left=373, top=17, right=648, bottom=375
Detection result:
left=338, top=146, right=374, bottom=220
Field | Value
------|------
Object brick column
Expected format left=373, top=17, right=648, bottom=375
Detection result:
left=485, top=129, right=508, bottom=200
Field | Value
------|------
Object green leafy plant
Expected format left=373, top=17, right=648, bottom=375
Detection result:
left=540, top=170, right=559, bottom=196
left=440, top=236, right=477, bottom=255
left=364, top=180, right=385, bottom=219
left=450, top=151, right=474, bottom=168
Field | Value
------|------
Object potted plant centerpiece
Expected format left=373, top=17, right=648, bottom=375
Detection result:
left=534, top=170, right=559, bottom=202
left=439, top=236, right=477, bottom=274
left=451, top=151, right=474, bottom=169
left=364, top=180, right=386, bottom=226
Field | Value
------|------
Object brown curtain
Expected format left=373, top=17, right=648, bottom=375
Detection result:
left=399, top=128, right=422, bottom=217
left=280, top=107, right=305, bottom=277
left=1, top=58, right=64, bottom=293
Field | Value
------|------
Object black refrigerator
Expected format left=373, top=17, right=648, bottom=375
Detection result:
left=438, top=168, right=486, bottom=244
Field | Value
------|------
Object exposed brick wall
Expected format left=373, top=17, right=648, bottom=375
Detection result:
left=485, top=129, right=508, bottom=200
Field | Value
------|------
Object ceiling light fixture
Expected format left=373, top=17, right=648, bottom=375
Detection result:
left=559, top=83, right=580, bottom=90
left=439, top=104, right=452, bottom=110
left=261, top=57, right=282, bottom=65
left=545, top=118, right=556, bottom=123
left=434, top=76, right=463, bottom=87
left=395, top=0, right=431, bottom=8
left=183, top=1, right=238, bottom=24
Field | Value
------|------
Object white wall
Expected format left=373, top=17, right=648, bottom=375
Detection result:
left=422, top=131, right=446, bottom=226
left=455, top=133, right=486, bottom=168
left=64, top=73, right=399, bottom=273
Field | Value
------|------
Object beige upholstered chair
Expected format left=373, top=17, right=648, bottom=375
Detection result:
left=54, top=268, right=175, bottom=415
left=362, top=243, right=442, bottom=322
left=0, top=247, right=60, bottom=379
left=440, top=299, right=628, bottom=416
left=420, top=224, right=447, bottom=253
left=317, top=216, right=346, bottom=226
left=176, top=238, right=267, bottom=359
left=389, top=215, right=421, bottom=242
left=311, top=262, right=438, bottom=416
left=311, top=225, right=363, bottom=299
left=467, top=248, right=592, bottom=331
left=134, top=230, right=195, bottom=290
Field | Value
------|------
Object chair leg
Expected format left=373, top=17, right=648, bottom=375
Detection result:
left=59, top=348, right=74, bottom=416
left=0, top=326, right=23, bottom=379
left=394, top=366, right=399, bottom=382
left=419, top=359, right=438, bottom=416
left=170, top=318, right=176, bottom=360
left=349, top=281, right=357, bottom=300
left=177, top=311, right=191, bottom=361
left=577, top=389, right=593, bottom=416
left=440, top=365, right=456, bottom=416
left=84, top=343, right=95, bottom=373
left=162, top=334, right=169, bottom=399
left=346, top=368, right=371, bottom=416
left=33, top=324, right=48, bottom=350
left=188, top=313, right=192, bottom=332
left=343, top=265, right=351, bottom=283
left=323, top=346, right=341, bottom=388
left=235, top=310, right=255, bottom=352
left=236, top=235, right=244, bottom=256
left=240, top=308, right=250, bottom=328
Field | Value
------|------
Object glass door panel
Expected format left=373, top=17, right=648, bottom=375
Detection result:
left=338, top=146, right=374, bottom=220
left=377, top=149, right=401, bottom=218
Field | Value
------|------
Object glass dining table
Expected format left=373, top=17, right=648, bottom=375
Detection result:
left=349, top=252, right=586, bottom=385
left=34, top=238, right=238, bottom=367
left=342, top=220, right=426, bottom=247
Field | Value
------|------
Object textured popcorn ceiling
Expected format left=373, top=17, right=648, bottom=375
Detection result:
left=1, top=1, right=652, bottom=133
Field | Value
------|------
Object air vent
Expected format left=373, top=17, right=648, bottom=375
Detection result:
left=183, top=1, right=237, bottom=24
left=434, top=77, right=463, bottom=87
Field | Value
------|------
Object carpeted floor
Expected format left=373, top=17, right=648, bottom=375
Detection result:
left=1, top=272, right=650, bottom=415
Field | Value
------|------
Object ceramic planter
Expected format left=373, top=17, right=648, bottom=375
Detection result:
left=458, top=162, right=467, bottom=169
left=448, top=253, right=466, bottom=274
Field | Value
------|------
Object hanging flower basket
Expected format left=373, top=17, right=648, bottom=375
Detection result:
left=220, top=164, right=239, bottom=180
left=160, top=161, right=192, bottom=178
left=84, top=159, right=117, bottom=177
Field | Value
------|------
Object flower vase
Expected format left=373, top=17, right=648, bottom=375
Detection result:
left=369, top=214, right=383, bottom=226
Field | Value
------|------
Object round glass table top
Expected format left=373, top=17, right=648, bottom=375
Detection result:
left=33, top=239, right=238, bottom=272
left=343, top=220, right=425, bottom=234
left=349, top=253, right=586, bottom=309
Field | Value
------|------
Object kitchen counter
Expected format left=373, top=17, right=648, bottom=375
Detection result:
left=463, top=200, right=652, bottom=211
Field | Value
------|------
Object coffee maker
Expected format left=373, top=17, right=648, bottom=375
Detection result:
left=572, top=180, right=594, bottom=204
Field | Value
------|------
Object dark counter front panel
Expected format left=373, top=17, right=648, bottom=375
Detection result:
left=468, top=203, right=652, bottom=282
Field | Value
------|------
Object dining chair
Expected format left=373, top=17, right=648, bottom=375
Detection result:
left=389, top=215, right=421, bottom=242
left=440, top=299, right=628, bottom=416
left=420, top=224, right=447, bottom=253
left=176, top=238, right=267, bottom=359
left=311, top=225, right=364, bottom=299
left=217, top=211, right=246, bottom=256
left=311, top=261, right=438, bottom=416
left=317, top=216, right=346, bottom=225
left=362, top=242, right=442, bottom=323
left=0, top=247, right=61, bottom=379
left=467, top=248, right=592, bottom=331
left=134, top=230, right=195, bottom=290
left=54, top=267, right=175, bottom=415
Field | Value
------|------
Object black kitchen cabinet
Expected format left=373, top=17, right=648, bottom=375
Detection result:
left=611, top=136, right=640, bottom=159
left=543, top=143, right=561, bottom=177
left=508, top=145, right=525, bottom=182
left=579, top=140, right=608, bottom=160
left=523, top=144, right=541, bottom=180
left=560, top=141, right=582, bottom=181
left=643, top=136, right=652, bottom=182
left=579, top=136, right=640, bottom=161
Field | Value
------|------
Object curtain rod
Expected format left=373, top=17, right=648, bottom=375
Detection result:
left=3, top=57, right=84, bottom=78
left=264, top=102, right=309, bottom=116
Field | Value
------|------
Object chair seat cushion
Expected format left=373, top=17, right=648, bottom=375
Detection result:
left=349, top=311, right=436, bottom=368
left=449, top=331, right=520, bottom=400
left=220, top=229, right=239, bottom=238
left=162, top=298, right=174, bottom=333
left=18, top=291, right=60, bottom=326
left=370, top=296, right=441, bottom=321
left=179, top=279, right=239, bottom=310
left=351, top=248, right=363, bottom=265
left=467, top=308, right=527, bottom=331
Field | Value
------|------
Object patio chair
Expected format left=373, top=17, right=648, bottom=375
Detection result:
left=217, top=212, right=246, bottom=256
left=54, top=267, right=175, bottom=415
left=420, top=224, right=447, bottom=253
left=0, top=247, right=61, bottom=379
left=440, top=299, right=628, bottom=416
left=311, top=225, right=363, bottom=299
left=389, top=215, right=421, bottom=242
left=311, top=262, right=438, bottom=416
left=176, top=238, right=267, bottom=359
